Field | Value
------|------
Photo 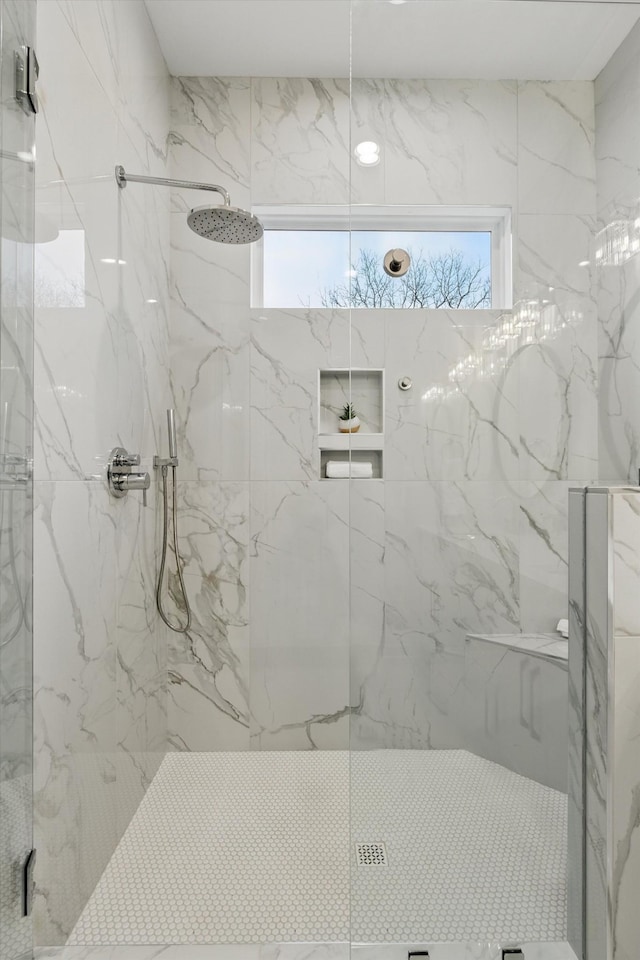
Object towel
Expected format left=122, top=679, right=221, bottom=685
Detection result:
left=325, top=460, right=373, bottom=479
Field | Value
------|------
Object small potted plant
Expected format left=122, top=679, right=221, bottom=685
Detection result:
left=339, top=402, right=360, bottom=433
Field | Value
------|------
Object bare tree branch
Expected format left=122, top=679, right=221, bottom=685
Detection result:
left=320, top=247, right=491, bottom=309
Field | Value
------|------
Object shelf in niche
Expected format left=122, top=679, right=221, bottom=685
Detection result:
left=320, top=449, right=383, bottom=480
left=318, top=433, right=384, bottom=451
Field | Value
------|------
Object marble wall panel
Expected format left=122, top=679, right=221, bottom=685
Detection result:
left=33, top=481, right=118, bottom=943
left=115, top=486, right=167, bottom=838
left=249, top=481, right=350, bottom=750
left=584, top=490, right=611, bottom=960
left=352, top=480, right=520, bottom=751
left=169, top=74, right=599, bottom=761
left=595, top=19, right=640, bottom=224
left=170, top=77, right=251, bottom=211
left=167, top=79, right=253, bottom=482
left=250, top=78, right=351, bottom=205
left=596, top=18, right=640, bottom=485
left=168, top=481, right=250, bottom=752
left=384, top=310, right=519, bottom=482
left=597, top=251, right=640, bottom=485
left=461, top=637, right=568, bottom=792
left=516, top=214, right=598, bottom=482
left=33, top=0, right=171, bottom=944
left=572, top=488, right=640, bottom=960
left=383, top=79, right=518, bottom=207
left=611, top=634, right=640, bottom=960
left=0, top=1, right=36, bottom=956
left=518, top=481, right=572, bottom=635
left=567, top=487, right=587, bottom=959
left=250, top=309, right=350, bottom=481
left=518, top=81, right=596, bottom=216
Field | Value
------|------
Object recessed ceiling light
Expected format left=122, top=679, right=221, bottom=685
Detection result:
left=354, top=141, right=381, bottom=167
left=389, top=1, right=407, bottom=5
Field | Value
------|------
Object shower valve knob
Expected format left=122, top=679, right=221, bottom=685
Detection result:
left=107, top=447, right=149, bottom=500
left=113, top=451, right=140, bottom=467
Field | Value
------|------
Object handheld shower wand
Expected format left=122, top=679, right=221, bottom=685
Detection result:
left=167, top=408, right=178, bottom=460
left=154, top=410, right=192, bottom=634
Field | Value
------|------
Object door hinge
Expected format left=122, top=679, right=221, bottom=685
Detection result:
left=22, top=849, right=36, bottom=917
left=15, top=46, right=39, bottom=115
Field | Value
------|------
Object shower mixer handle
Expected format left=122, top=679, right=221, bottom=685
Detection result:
left=115, top=451, right=140, bottom=467
left=115, top=472, right=150, bottom=492
left=107, top=447, right=150, bottom=501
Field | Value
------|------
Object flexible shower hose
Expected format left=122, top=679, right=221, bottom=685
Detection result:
left=156, top=463, right=192, bottom=633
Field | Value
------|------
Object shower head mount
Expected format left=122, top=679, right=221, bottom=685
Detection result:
left=114, top=165, right=263, bottom=244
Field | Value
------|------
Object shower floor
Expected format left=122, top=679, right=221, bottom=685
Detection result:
left=68, top=750, right=567, bottom=946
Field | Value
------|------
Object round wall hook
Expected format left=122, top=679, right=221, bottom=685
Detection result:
left=398, top=376, right=412, bottom=391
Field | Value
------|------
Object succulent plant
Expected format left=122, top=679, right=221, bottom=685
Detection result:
left=340, top=402, right=356, bottom=421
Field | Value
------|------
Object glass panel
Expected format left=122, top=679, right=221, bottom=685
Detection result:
left=20, top=1, right=640, bottom=957
left=0, top=2, right=35, bottom=960
left=347, top=1, right=639, bottom=955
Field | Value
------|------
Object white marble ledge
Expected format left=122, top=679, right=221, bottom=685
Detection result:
left=354, top=944, right=577, bottom=960
left=36, top=943, right=578, bottom=960
left=466, top=632, right=568, bottom=664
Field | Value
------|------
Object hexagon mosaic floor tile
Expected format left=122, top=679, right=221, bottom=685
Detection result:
left=69, top=750, right=567, bottom=945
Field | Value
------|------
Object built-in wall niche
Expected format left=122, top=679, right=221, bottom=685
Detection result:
left=319, top=369, right=383, bottom=435
left=320, top=449, right=383, bottom=480
left=318, top=368, right=384, bottom=479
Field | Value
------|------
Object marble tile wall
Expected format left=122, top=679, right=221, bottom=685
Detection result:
left=596, top=17, right=640, bottom=485
left=168, top=75, right=598, bottom=754
left=33, top=0, right=171, bottom=945
left=569, top=488, right=640, bottom=960
left=0, top=2, right=36, bottom=958
left=460, top=637, right=568, bottom=793
left=567, top=488, right=587, bottom=960
left=610, top=492, right=640, bottom=960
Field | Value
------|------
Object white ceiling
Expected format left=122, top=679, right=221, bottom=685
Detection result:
left=144, top=0, right=640, bottom=81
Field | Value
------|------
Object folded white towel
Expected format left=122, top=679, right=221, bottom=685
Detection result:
left=325, top=460, right=373, bottom=479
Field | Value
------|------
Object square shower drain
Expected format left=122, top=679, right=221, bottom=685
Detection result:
left=355, top=842, right=388, bottom=866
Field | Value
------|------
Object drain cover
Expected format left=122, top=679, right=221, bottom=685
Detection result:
left=356, top=842, right=388, bottom=866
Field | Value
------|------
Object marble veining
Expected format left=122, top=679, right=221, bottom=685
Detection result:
left=463, top=634, right=568, bottom=791
left=168, top=481, right=250, bottom=751
left=466, top=632, right=568, bottom=662
left=167, top=74, right=599, bottom=758
left=33, top=0, right=171, bottom=945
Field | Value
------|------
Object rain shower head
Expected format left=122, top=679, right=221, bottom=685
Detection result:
left=187, top=204, right=263, bottom=244
left=115, top=165, right=263, bottom=245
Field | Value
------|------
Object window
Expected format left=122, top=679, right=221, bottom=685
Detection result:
left=252, top=206, right=511, bottom=310
left=35, top=229, right=85, bottom=308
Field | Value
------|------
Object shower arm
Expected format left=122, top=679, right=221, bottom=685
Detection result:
left=115, top=165, right=231, bottom=207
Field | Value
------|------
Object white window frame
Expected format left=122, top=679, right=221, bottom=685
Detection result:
left=251, top=204, right=512, bottom=310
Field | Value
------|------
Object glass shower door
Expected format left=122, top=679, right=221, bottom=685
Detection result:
left=346, top=0, right=610, bottom=953
left=0, top=2, right=36, bottom=959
